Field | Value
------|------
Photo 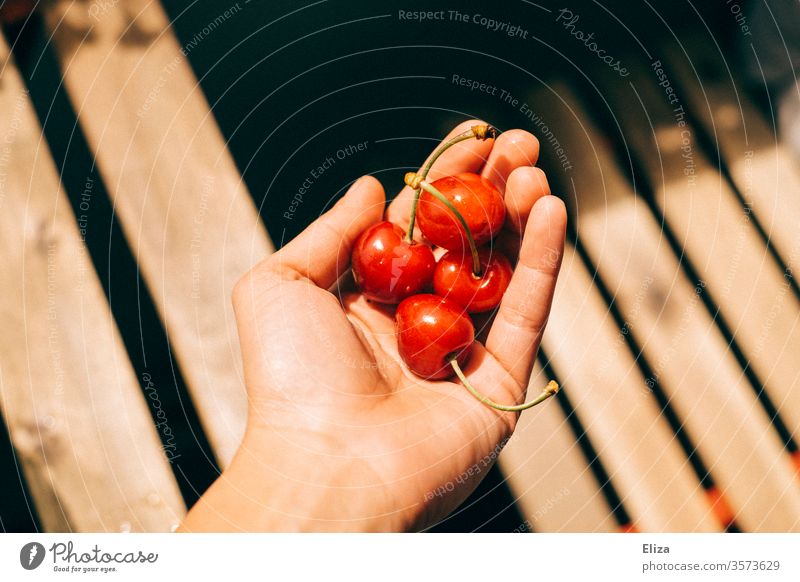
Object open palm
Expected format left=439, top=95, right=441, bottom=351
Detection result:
left=184, top=121, right=567, bottom=532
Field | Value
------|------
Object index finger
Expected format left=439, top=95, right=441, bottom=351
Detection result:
left=385, top=119, right=495, bottom=232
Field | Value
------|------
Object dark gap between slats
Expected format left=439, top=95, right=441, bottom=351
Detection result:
left=661, top=57, right=800, bottom=304
left=573, top=80, right=800, bottom=464
left=569, top=225, right=742, bottom=533
left=427, top=465, right=529, bottom=533
left=536, top=350, right=632, bottom=530
left=5, top=16, right=219, bottom=510
left=0, top=411, right=41, bottom=532
left=527, top=64, right=727, bottom=515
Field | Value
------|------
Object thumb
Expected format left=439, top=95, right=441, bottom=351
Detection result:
left=248, top=176, right=386, bottom=291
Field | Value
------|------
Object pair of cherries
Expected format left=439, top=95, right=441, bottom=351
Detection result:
left=351, top=125, right=558, bottom=412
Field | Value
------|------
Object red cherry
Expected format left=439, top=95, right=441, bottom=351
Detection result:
left=416, top=172, right=505, bottom=251
left=351, top=221, right=436, bottom=303
left=395, top=294, right=474, bottom=380
left=433, top=248, right=513, bottom=313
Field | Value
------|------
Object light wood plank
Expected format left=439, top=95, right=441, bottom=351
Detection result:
left=664, top=40, right=800, bottom=278
left=531, top=83, right=800, bottom=532
left=594, top=59, right=800, bottom=444
left=0, top=34, right=184, bottom=532
left=44, top=0, right=274, bottom=466
left=541, top=243, right=719, bottom=531
left=500, top=363, right=617, bottom=533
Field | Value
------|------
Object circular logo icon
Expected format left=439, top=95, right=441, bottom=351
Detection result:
left=20, top=542, right=45, bottom=570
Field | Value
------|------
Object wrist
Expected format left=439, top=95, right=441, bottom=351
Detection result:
left=180, top=425, right=407, bottom=532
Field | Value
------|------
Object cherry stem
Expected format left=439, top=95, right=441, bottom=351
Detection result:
left=405, top=124, right=497, bottom=244
left=417, top=180, right=482, bottom=277
left=450, top=359, right=560, bottom=413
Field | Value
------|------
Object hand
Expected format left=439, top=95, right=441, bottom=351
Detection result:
left=179, top=121, right=567, bottom=532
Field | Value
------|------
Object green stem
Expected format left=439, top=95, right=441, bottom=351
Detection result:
left=418, top=181, right=482, bottom=277
left=405, top=124, right=497, bottom=243
left=419, top=125, right=496, bottom=182
left=406, top=188, right=421, bottom=243
left=451, top=359, right=559, bottom=413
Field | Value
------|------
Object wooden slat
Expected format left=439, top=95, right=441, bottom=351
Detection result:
left=500, top=364, right=617, bottom=532
left=664, top=39, right=800, bottom=277
left=0, top=35, right=184, bottom=532
left=594, top=59, right=800, bottom=443
left=532, top=83, right=800, bottom=532
left=541, top=243, right=719, bottom=531
left=44, top=0, right=274, bottom=466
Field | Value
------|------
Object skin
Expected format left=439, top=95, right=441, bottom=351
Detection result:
left=179, top=121, right=567, bottom=532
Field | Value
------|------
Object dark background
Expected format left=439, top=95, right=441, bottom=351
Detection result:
left=158, top=0, right=737, bottom=244
left=1, top=0, right=742, bottom=532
